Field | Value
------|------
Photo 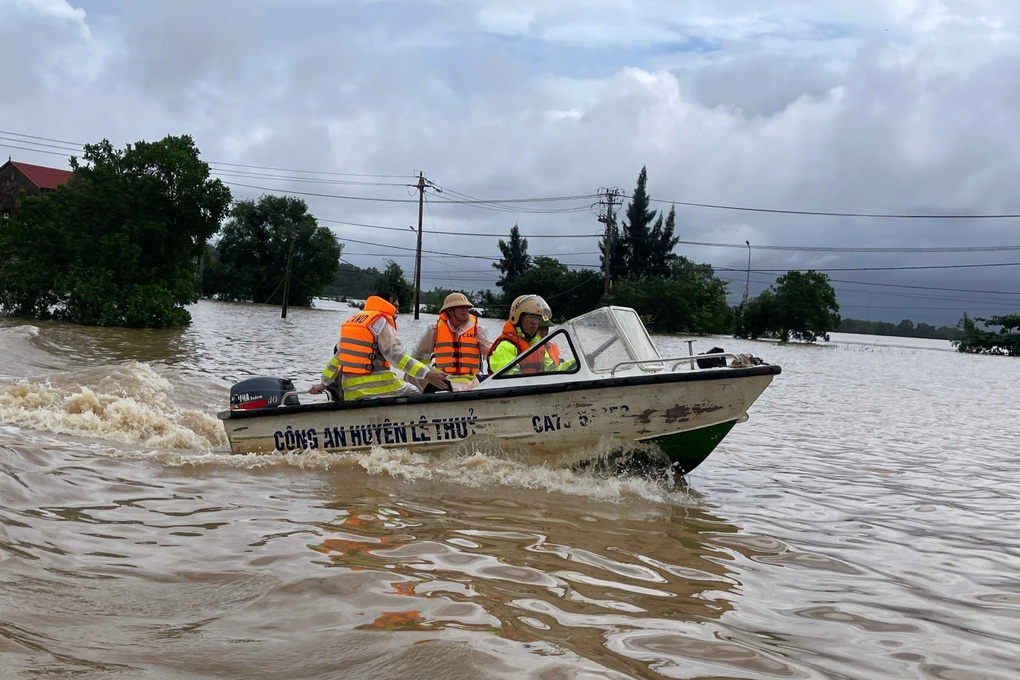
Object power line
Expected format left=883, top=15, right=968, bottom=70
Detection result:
left=209, top=168, right=410, bottom=187
left=827, top=276, right=1020, bottom=297
left=318, top=217, right=595, bottom=239
left=0, top=134, right=80, bottom=153
left=645, top=195, right=1020, bottom=219
left=679, top=240, right=1020, bottom=253
left=6, top=127, right=1020, bottom=220
left=0, top=143, right=73, bottom=158
left=207, top=160, right=411, bottom=180
left=0, top=130, right=83, bottom=149
left=718, top=262, right=1020, bottom=274
left=316, top=218, right=1020, bottom=252
left=221, top=181, right=423, bottom=203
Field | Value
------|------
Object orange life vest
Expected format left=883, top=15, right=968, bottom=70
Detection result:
left=488, top=320, right=546, bottom=374
left=336, top=296, right=397, bottom=375
left=547, top=342, right=562, bottom=366
left=433, top=313, right=482, bottom=375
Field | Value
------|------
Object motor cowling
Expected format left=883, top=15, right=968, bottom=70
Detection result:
left=696, top=347, right=727, bottom=369
left=229, top=377, right=300, bottom=410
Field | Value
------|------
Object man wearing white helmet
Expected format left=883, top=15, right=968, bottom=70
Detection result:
left=487, top=294, right=557, bottom=374
left=412, top=292, right=492, bottom=390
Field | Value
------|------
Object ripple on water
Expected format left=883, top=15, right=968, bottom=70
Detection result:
left=605, top=627, right=807, bottom=679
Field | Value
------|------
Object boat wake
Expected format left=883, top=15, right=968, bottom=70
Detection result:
left=0, top=361, right=227, bottom=450
left=0, top=352, right=692, bottom=502
left=152, top=443, right=691, bottom=503
left=573, top=444, right=687, bottom=487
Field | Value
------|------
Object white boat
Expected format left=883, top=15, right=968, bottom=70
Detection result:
left=218, top=306, right=780, bottom=475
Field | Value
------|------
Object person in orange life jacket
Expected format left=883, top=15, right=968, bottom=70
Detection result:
left=310, top=291, right=450, bottom=400
left=537, top=318, right=561, bottom=366
left=412, top=292, right=492, bottom=390
left=487, top=294, right=558, bottom=374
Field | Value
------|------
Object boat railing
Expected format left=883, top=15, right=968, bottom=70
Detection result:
left=607, top=359, right=665, bottom=375
left=609, top=352, right=738, bottom=376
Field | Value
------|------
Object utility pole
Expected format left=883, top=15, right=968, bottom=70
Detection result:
left=410, top=172, right=440, bottom=320
left=281, top=225, right=296, bottom=319
left=743, top=240, right=751, bottom=304
left=597, top=187, right=622, bottom=294
left=413, top=172, right=425, bottom=319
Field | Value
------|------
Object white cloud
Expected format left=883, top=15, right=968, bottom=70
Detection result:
left=3, top=0, right=1020, bottom=325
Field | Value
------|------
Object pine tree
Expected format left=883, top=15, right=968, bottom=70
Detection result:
left=620, top=167, right=658, bottom=278
left=493, top=224, right=532, bottom=294
left=647, top=204, right=680, bottom=278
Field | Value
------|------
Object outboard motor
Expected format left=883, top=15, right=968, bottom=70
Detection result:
left=229, top=377, right=300, bottom=410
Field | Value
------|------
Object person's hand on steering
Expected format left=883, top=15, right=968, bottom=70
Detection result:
left=425, top=370, right=451, bottom=391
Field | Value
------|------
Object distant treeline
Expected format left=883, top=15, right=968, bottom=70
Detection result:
left=320, top=263, right=380, bottom=300
left=837, top=317, right=963, bottom=341
left=319, top=263, right=453, bottom=310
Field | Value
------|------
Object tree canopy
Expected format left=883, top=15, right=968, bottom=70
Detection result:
left=501, top=256, right=605, bottom=321
left=603, top=167, right=679, bottom=282
left=838, top=317, right=962, bottom=341
left=204, top=195, right=341, bottom=306
left=492, top=224, right=532, bottom=293
left=320, top=263, right=383, bottom=300
left=954, top=313, right=1020, bottom=356
left=739, top=270, right=840, bottom=342
left=376, top=260, right=415, bottom=313
left=604, top=257, right=732, bottom=334
left=0, top=135, right=230, bottom=327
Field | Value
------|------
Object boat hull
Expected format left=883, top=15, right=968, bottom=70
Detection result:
left=218, top=365, right=779, bottom=474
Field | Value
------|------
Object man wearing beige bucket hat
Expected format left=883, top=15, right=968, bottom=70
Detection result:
left=412, top=292, right=492, bottom=390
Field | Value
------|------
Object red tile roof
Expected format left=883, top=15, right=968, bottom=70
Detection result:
left=8, top=160, right=73, bottom=190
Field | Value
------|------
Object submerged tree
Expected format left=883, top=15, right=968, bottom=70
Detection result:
left=954, top=313, right=1020, bottom=356
left=0, top=135, right=231, bottom=327
left=739, top=270, right=840, bottom=342
left=208, top=195, right=341, bottom=306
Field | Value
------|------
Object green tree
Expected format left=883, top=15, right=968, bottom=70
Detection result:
left=603, top=256, right=731, bottom=333
left=647, top=205, right=681, bottom=278
left=954, top=313, right=1020, bottom=355
left=836, top=317, right=962, bottom=340
left=618, top=167, right=658, bottom=279
left=606, top=168, right=680, bottom=283
left=0, top=135, right=231, bottom=327
left=493, top=224, right=532, bottom=295
left=376, top=260, right=414, bottom=313
left=421, top=287, right=457, bottom=314
left=895, top=319, right=915, bottom=336
left=740, top=289, right=781, bottom=340
left=739, top=270, right=840, bottom=342
left=207, top=195, right=341, bottom=306
left=320, top=263, right=382, bottom=300
left=503, top=256, right=605, bottom=321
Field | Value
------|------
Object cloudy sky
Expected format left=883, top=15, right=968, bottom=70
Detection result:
left=4, top=0, right=1020, bottom=326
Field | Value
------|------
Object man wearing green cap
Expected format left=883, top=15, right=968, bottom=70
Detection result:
left=536, top=318, right=563, bottom=367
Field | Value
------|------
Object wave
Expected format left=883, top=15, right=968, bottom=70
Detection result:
left=0, top=360, right=227, bottom=450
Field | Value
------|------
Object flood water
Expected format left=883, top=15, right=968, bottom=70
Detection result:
left=1, top=300, right=1018, bottom=679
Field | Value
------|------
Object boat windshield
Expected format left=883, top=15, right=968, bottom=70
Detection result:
left=565, top=307, right=661, bottom=372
